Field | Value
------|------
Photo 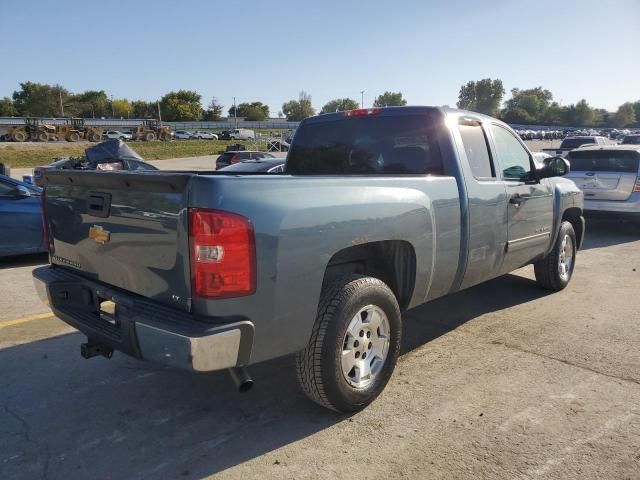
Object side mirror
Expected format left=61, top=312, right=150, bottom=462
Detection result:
left=539, top=156, right=570, bottom=179
left=13, top=185, right=32, bottom=198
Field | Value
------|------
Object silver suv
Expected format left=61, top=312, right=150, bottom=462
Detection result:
left=565, top=145, right=640, bottom=221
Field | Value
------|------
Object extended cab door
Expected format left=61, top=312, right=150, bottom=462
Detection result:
left=488, top=124, right=553, bottom=273
left=454, top=117, right=508, bottom=290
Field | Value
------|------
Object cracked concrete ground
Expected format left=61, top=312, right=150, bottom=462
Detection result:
left=1, top=217, right=639, bottom=480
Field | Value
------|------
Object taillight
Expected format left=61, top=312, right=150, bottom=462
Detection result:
left=189, top=209, right=256, bottom=298
left=342, top=108, right=381, bottom=117
left=230, top=154, right=238, bottom=164
left=634, top=177, right=640, bottom=193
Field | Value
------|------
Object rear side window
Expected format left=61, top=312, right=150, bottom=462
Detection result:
left=286, top=112, right=444, bottom=175
left=459, top=124, right=494, bottom=178
left=568, top=150, right=640, bottom=173
left=621, top=136, right=640, bottom=145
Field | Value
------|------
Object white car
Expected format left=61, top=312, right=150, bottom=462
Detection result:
left=174, top=130, right=195, bottom=140
left=192, top=131, right=218, bottom=140
left=102, top=130, right=132, bottom=141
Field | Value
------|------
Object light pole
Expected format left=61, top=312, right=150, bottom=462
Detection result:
left=110, top=95, right=114, bottom=118
left=360, top=90, right=364, bottom=109
left=233, top=96, right=238, bottom=128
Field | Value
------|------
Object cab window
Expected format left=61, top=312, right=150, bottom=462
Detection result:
left=459, top=124, right=495, bottom=178
left=490, top=124, right=533, bottom=181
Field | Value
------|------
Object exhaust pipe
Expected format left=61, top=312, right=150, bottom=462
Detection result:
left=228, top=367, right=253, bottom=392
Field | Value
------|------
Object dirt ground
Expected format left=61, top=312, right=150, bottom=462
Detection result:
left=1, top=215, right=639, bottom=479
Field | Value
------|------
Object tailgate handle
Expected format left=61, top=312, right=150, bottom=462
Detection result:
left=87, top=192, right=112, bottom=218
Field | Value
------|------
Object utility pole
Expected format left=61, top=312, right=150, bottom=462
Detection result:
left=233, top=96, right=238, bottom=128
left=110, top=95, right=114, bottom=118
left=360, top=90, right=365, bottom=109
left=157, top=101, right=162, bottom=123
left=59, top=88, right=64, bottom=117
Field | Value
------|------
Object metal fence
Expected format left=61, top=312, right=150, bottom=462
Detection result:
left=0, top=117, right=300, bottom=130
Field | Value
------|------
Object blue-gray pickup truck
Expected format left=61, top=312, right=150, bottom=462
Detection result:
left=33, top=107, right=584, bottom=412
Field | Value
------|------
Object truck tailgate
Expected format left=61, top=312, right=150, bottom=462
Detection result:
left=43, top=171, right=193, bottom=311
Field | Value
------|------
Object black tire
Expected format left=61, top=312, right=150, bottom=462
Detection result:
left=296, top=275, right=402, bottom=412
left=534, top=221, right=576, bottom=291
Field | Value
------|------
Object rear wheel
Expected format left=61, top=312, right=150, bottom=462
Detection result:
left=68, top=132, right=80, bottom=142
left=296, top=275, right=402, bottom=412
left=534, top=221, right=576, bottom=290
left=144, top=132, right=156, bottom=141
left=12, top=130, right=27, bottom=142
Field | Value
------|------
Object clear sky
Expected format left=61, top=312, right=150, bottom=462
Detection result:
left=2, top=0, right=638, bottom=114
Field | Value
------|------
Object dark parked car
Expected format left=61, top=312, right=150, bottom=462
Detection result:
left=621, top=135, right=640, bottom=145
left=0, top=175, right=46, bottom=257
left=218, top=158, right=285, bottom=173
left=216, top=151, right=275, bottom=169
left=34, top=139, right=157, bottom=185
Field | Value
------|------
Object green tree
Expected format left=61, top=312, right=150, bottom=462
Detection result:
left=541, top=102, right=564, bottom=125
left=0, top=97, right=16, bottom=116
left=12, top=82, right=71, bottom=117
left=73, top=90, right=109, bottom=118
left=111, top=99, right=132, bottom=118
left=131, top=100, right=157, bottom=118
left=160, top=90, right=203, bottom=121
left=202, top=97, right=224, bottom=121
left=501, top=87, right=553, bottom=124
left=229, top=102, right=269, bottom=121
left=610, top=102, right=636, bottom=128
left=632, top=101, right=640, bottom=126
left=562, top=99, right=596, bottom=127
left=282, top=91, right=315, bottom=121
left=320, top=98, right=359, bottom=114
left=373, top=91, right=407, bottom=107
left=456, top=78, right=504, bottom=116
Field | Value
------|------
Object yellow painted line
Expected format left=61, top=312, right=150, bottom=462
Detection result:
left=0, top=312, right=55, bottom=328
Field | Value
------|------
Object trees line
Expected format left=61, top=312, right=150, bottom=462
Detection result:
left=0, top=80, right=637, bottom=127
left=456, top=78, right=638, bottom=128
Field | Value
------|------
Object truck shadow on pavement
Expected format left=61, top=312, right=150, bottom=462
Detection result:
left=0, top=271, right=553, bottom=480
left=581, top=218, right=639, bottom=250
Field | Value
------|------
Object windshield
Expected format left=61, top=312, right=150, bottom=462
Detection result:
left=286, top=112, right=444, bottom=175
left=560, top=138, right=596, bottom=149
left=568, top=150, right=640, bottom=173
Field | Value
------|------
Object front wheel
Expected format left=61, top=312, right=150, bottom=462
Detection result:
left=296, top=275, right=402, bottom=412
left=534, top=221, right=576, bottom=290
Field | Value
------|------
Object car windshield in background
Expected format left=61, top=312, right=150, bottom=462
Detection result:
left=286, top=112, right=443, bottom=175
left=621, top=135, right=640, bottom=145
left=568, top=150, right=640, bottom=173
left=560, top=138, right=596, bottom=149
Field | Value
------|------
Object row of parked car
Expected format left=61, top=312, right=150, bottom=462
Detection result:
left=102, top=128, right=259, bottom=142
left=516, top=128, right=640, bottom=141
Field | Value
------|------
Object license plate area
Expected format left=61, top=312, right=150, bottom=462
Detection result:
left=98, top=298, right=119, bottom=327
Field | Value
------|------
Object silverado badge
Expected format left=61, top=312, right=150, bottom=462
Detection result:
left=89, top=225, right=110, bottom=245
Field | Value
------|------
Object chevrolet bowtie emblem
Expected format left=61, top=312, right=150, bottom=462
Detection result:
left=89, top=225, right=110, bottom=244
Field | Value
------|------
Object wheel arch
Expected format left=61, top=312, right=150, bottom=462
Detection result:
left=321, top=240, right=417, bottom=311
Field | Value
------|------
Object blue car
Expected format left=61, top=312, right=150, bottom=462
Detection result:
left=0, top=175, right=47, bottom=257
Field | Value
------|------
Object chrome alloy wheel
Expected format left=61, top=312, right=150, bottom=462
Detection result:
left=341, top=305, right=391, bottom=388
left=558, top=234, right=574, bottom=281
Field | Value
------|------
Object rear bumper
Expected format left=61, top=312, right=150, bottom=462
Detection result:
left=32, top=266, right=254, bottom=372
left=584, top=195, right=640, bottom=218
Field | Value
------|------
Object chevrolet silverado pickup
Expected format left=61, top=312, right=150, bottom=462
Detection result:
left=33, top=107, right=585, bottom=412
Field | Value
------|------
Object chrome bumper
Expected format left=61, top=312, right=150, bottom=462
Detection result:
left=33, top=266, right=254, bottom=372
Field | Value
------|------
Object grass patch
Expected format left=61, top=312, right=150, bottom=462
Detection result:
left=0, top=140, right=257, bottom=168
